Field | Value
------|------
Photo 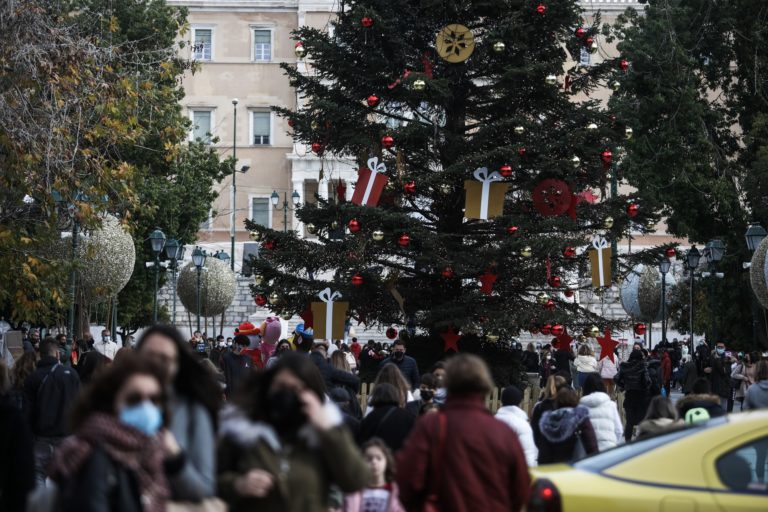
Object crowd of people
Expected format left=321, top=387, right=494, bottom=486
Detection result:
left=1, top=321, right=768, bottom=512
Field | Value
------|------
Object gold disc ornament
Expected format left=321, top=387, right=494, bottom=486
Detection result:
left=435, top=24, right=475, bottom=63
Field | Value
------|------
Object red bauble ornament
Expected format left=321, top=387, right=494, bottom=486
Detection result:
left=549, top=276, right=562, bottom=288
left=262, top=240, right=275, bottom=251
left=397, top=233, right=410, bottom=247
left=601, top=149, right=613, bottom=166
left=627, top=203, right=639, bottom=218
left=361, top=16, right=374, bottom=28
left=348, top=219, right=361, bottom=233
left=287, top=119, right=296, bottom=127
left=536, top=3, right=547, bottom=14
left=563, top=246, right=576, bottom=258
left=255, top=294, right=267, bottom=307
left=518, top=147, right=527, bottom=157
left=551, top=324, right=565, bottom=336
left=665, top=247, right=677, bottom=259
left=499, top=164, right=513, bottom=177
left=532, top=179, right=572, bottom=216
left=507, top=226, right=519, bottom=235
left=351, top=273, right=364, bottom=286
left=541, top=324, right=552, bottom=335
left=634, top=323, right=647, bottom=336
left=575, top=27, right=586, bottom=38
left=585, top=36, right=594, bottom=46
left=544, top=299, right=555, bottom=310
left=404, top=181, right=417, bottom=194
left=381, top=135, right=394, bottom=149
left=564, top=289, right=574, bottom=298
left=619, top=59, right=629, bottom=71
left=386, top=327, right=398, bottom=340
left=367, top=94, right=380, bottom=108
left=311, top=142, right=324, bottom=154
left=441, top=266, right=454, bottom=279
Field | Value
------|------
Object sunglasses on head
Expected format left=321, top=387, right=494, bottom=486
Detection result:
left=124, top=392, right=161, bottom=407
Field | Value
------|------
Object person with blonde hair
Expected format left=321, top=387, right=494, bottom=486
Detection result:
left=396, top=355, right=530, bottom=512
left=531, top=375, right=567, bottom=450
left=366, top=364, right=413, bottom=416
left=574, top=343, right=598, bottom=389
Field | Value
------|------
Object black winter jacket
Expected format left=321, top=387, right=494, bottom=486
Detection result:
left=358, top=405, right=416, bottom=452
left=615, top=359, right=650, bottom=392
left=24, top=356, right=81, bottom=437
left=309, top=351, right=360, bottom=393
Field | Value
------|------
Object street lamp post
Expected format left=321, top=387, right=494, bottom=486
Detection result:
left=271, top=190, right=301, bottom=232
left=149, top=228, right=167, bottom=323
left=165, top=239, right=185, bottom=326
left=192, top=247, right=206, bottom=333
left=659, top=256, right=671, bottom=344
left=685, top=246, right=701, bottom=356
left=705, top=239, right=725, bottom=343
left=231, top=99, right=238, bottom=272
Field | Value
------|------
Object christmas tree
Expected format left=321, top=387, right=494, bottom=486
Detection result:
left=246, top=0, right=653, bottom=377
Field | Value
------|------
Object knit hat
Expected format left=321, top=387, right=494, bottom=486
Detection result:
left=685, top=407, right=710, bottom=425
left=501, top=385, right=523, bottom=407
left=237, top=322, right=260, bottom=336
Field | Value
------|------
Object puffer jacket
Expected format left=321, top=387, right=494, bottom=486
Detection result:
left=574, top=355, right=598, bottom=374
left=538, top=406, right=598, bottom=464
left=495, top=405, right=538, bottom=467
left=578, top=392, right=623, bottom=451
left=615, top=359, right=650, bottom=392
left=598, top=357, right=618, bottom=380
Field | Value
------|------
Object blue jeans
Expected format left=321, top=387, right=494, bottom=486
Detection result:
left=33, top=437, right=63, bottom=487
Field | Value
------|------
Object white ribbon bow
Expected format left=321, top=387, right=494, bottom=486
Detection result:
left=361, top=157, right=387, bottom=205
left=591, top=236, right=609, bottom=286
left=473, top=167, right=503, bottom=219
left=317, top=288, right=342, bottom=340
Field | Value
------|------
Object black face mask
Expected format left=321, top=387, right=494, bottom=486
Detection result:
left=420, top=389, right=434, bottom=402
left=266, top=389, right=307, bottom=434
left=393, top=351, right=405, bottom=361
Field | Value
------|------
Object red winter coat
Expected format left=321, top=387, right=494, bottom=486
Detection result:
left=396, top=394, right=531, bottom=512
left=661, top=353, right=672, bottom=385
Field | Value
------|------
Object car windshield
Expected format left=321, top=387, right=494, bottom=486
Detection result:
left=573, top=416, right=729, bottom=472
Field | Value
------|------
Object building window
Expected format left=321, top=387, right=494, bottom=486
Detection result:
left=253, top=29, right=272, bottom=62
left=251, top=197, right=271, bottom=228
left=251, top=111, right=271, bottom=145
left=190, top=110, right=213, bottom=142
left=579, top=47, right=591, bottom=67
left=192, top=28, right=213, bottom=61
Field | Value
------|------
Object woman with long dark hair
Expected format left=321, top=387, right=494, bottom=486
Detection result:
left=135, top=324, right=221, bottom=502
left=218, top=352, right=368, bottom=512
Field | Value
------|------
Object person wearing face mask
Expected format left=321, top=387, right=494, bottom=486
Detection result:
left=704, top=342, right=732, bottom=412
left=266, top=339, right=293, bottom=369
left=406, top=374, right=438, bottom=416
left=539, top=350, right=556, bottom=387
left=48, top=353, right=174, bottom=512
left=221, top=335, right=254, bottom=398
left=379, top=340, right=420, bottom=391
left=218, top=353, right=369, bottom=512
left=94, top=328, right=119, bottom=361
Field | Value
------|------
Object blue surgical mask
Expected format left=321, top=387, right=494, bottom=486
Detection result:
left=716, top=348, right=725, bottom=356
left=119, top=401, right=162, bottom=436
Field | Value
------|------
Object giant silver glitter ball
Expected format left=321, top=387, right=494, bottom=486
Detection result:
left=177, top=257, right=237, bottom=317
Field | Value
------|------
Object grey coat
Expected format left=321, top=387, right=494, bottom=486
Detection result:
left=744, top=381, right=768, bottom=411
left=168, top=395, right=216, bottom=500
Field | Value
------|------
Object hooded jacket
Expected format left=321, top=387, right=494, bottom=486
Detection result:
left=615, top=357, right=650, bottom=393
left=495, top=405, right=538, bottom=467
left=537, top=406, right=599, bottom=464
left=744, top=381, right=768, bottom=411
left=578, top=392, right=623, bottom=451
left=676, top=393, right=725, bottom=419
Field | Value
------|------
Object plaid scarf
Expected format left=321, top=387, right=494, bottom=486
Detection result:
left=48, top=412, right=170, bottom=512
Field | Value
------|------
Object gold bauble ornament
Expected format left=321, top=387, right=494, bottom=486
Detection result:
left=492, top=41, right=505, bottom=53
left=412, top=79, right=426, bottom=91
left=605, top=172, right=613, bottom=180
left=537, top=292, right=550, bottom=305
left=587, top=122, right=598, bottom=131
left=281, top=313, right=293, bottom=321
left=440, top=184, right=452, bottom=194
left=589, top=326, right=600, bottom=338
left=294, top=43, right=306, bottom=59
left=645, top=220, right=656, bottom=231
left=331, top=220, right=339, bottom=229
left=624, top=127, right=633, bottom=139
left=372, top=230, right=385, bottom=241
left=435, top=24, right=475, bottom=63
left=310, top=120, right=320, bottom=131
left=306, top=223, right=317, bottom=234
left=589, top=41, right=598, bottom=53
left=486, top=334, right=500, bottom=343
left=604, top=216, right=615, bottom=229
left=571, top=155, right=581, bottom=168
left=521, top=246, right=532, bottom=258
left=611, top=80, right=621, bottom=91
left=514, top=126, right=525, bottom=135
left=249, top=231, right=262, bottom=241
left=268, top=292, right=280, bottom=305
left=545, top=74, right=557, bottom=85
left=253, top=274, right=265, bottom=286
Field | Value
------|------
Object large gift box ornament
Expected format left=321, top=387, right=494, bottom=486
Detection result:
left=351, top=157, right=389, bottom=207
left=588, top=236, right=612, bottom=288
left=310, top=288, right=349, bottom=340
left=464, top=167, right=508, bottom=220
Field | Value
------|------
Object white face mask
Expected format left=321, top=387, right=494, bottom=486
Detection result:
left=103, top=335, right=111, bottom=343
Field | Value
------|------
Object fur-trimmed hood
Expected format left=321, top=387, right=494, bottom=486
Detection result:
left=676, top=393, right=724, bottom=418
left=539, top=405, right=590, bottom=443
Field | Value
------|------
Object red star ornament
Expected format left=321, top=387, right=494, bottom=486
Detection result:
left=479, top=270, right=498, bottom=295
left=552, top=331, right=573, bottom=350
left=440, top=329, right=461, bottom=353
left=597, top=330, right=619, bottom=362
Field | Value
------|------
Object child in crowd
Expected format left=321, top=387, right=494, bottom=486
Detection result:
left=344, top=438, right=405, bottom=512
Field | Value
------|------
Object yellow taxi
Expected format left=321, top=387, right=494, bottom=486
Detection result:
left=528, top=411, right=768, bottom=512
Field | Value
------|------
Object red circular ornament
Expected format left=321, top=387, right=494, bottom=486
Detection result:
left=575, top=27, right=586, bottom=38
left=563, top=246, right=576, bottom=258
left=544, top=299, right=555, bottom=310
left=367, top=94, right=380, bottom=108
left=532, top=179, right=572, bottom=216
left=518, top=147, right=527, bottom=157
left=361, top=16, right=374, bottom=28
left=619, top=59, right=629, bottom=71
left=288, top=119, right=296, bottom=127
left=351, top=273, right=364, bottom=286
left=441, top=266, right=454, bottom=279
left=398, top=233, right=410, bottom=247
left=541, top=324, right=552, bottom=336
left=386, top=327, right=398, bottom=339
left=536, top=3, right=546, bottom=14
left=255, top=294, right=267, bottom=307
left=404, top=181, right=417, bottom=194
left=311, top=142, right=324, bottom=154
left=665, top=247, right=676, bottom=259
left=507, top=226, right=519, bottom=235
left=499, top=164, right=513, bottom=177
left=627, top=203, right=639, bottom=218
left=634, top=323, right=647, bottom=336
left=564, top=289, right=574, bottom=298
left=263, top=240, right=275, bottom=251
left=381, top=135, right=394, bottom=149
left=549, top=276, right=562, bottom=288
left=601, top=149, right=613, bottom=166
left=348, top=219, right=361, bottom=233
left=585, top=36, right=594, bottom=46
left=551, top=324, right=565, bottom=336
